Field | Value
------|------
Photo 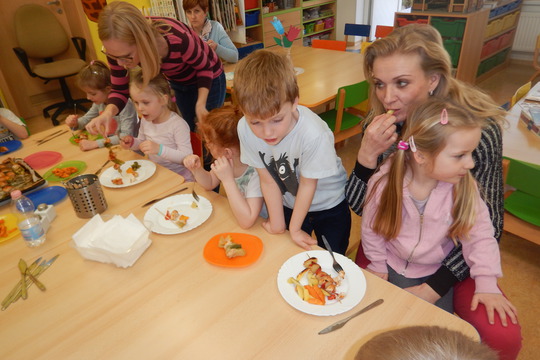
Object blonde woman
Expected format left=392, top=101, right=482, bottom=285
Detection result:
left=86, top=1, right=225, bottom=134
left=346, top=24, right=521, bottom=359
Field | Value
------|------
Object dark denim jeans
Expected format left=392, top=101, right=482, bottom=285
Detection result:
left=170, top=71, right=226, bottom=131
left=283, top=198, right=351, bottom=255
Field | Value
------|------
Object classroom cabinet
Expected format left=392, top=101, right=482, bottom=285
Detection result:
left=236, top=0, right=337, bottom=55
left=394, top=0, right=522, bottom=84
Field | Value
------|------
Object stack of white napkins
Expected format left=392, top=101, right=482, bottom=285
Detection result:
left=72, top=214, right=152, bottom=268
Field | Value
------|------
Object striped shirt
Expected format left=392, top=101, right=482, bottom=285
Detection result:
left=106, top=17, right=223, bottom=113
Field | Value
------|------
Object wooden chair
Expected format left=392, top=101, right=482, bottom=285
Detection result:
left=344, top=23, right=371, bottom=52
left=318, top=80, right=370, bottom=144
left=530, top=34, right=540, bottom=85
left=510, top=81, right=531, bottom=108
left=374, top=25, right=394, bottom=39
left=502, top=158, right=540, bottom=245
left=311, top=39, right=347, bottom=51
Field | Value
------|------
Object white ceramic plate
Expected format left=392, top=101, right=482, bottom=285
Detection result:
left=143, top=194, right=212, bottom=235
left=100, top=160, right=156, bottom=188
left=277, top=250, right=366, bottom=316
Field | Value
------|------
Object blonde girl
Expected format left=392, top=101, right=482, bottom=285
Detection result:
left=121, top=70, right=193, bottom=181
left=183, top=106, right=266, bottom=228
left=362, top=99, right=517, bottom=346
left=65, top=60, right=137, bottom=151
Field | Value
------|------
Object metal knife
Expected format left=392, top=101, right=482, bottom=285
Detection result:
left=318, top=299, right=384, bottom=335
left=142, top=187, right=188, bottom=207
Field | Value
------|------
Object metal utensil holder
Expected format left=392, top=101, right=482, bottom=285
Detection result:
left=65, top=174, right=108, bottom=218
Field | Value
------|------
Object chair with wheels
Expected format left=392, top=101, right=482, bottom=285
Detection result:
left=311, top=39, right=347, bottom=51
left=344, top=23, right=371, bottom=52
left=13, top=4, right=91, bottom=126
left=318, top=80, right=370, bottom=144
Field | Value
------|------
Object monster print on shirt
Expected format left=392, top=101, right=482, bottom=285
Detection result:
left=259, top=151, right=299, bottom=196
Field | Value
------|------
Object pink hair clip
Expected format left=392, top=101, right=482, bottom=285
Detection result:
left=90, top=60, right=95, bottom=65
left=397, top=141, right=409, bottom=150
left=440, top=108, right=448, bottom=125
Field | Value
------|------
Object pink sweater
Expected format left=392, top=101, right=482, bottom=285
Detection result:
left=362, top=161, right=502, bottom=294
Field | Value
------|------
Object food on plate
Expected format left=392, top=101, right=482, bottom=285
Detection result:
left=0, top=146, right=8, bottom=152
left=106, top=140, right=125, bottom=167
left=191, top=201, right=198, bottom=208
left=0, top=158, right=45, bottom=202
left=164, top=209, right=189, bottom=228
left=287, top=257, right=344, bottom=305
left=0, top=219, right=17, bottom=238
left=218, top=234, right=246, bottom=258
left=52, top=166, right=78, bottom=178
left=110, top=162, right=140, bottom=185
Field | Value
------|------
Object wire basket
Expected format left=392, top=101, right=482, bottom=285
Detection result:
left=65, top=174, right=108, bottom=218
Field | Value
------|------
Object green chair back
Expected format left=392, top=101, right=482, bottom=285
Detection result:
left=504, top=158, right=540, bottom=227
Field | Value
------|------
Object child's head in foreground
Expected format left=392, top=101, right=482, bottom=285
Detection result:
left=197, top=105, right=243, bottom=158
left=129, top=69, right=178, bottom=121
left=355, top=326, right=497, bottom=360
left=233, top=50, right=300, bottom=145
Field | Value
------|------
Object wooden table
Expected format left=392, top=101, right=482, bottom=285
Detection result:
left=503, top=82, right=540, bottom=165
left=0, top=126, right=478, bottom=359
left=225, top=45, right=366, bottom=109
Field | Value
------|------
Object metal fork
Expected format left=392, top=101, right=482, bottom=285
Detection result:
left=321, top=235, right=345, bottom=277
left=192, top=188, right=200, bottom=202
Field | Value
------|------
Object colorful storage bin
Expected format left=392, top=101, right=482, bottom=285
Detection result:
left=396, top=17, right=429, bottom=27
left=245, top=11, right=260, bottom=27
left=443, top=39, right=463, bottom=67
left=431, top=18, right=467, bottom=38
left=323, top=17, right=334, bottom=29
left=305, top=22, right=315, bottom=34
left=314, top=20, right=324, bottom=32
left=245, top=0, right=258, bottom=10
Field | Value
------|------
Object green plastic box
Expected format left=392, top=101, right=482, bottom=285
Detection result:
left=431, top=18, right=467, bottom=38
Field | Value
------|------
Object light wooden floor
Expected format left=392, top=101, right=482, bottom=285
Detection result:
left=24, top=61, right=539, bottom=359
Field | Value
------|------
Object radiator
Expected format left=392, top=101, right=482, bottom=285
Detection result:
left=513, top=12, right=540, bottom=52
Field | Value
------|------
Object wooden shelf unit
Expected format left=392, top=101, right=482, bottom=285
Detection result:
left=395, top=0, right=523, bottom=84
left=395, top=10, right=489, bottom=84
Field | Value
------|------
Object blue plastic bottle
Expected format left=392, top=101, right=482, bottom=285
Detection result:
left=10, top=190, right=46, bottom=247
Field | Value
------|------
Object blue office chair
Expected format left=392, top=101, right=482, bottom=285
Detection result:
left=344, top=24, right=371, bottom=52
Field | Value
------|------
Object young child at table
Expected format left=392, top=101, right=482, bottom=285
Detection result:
left=120, top=70, right=193, bottom=181
left=0, top=108, right=28, bottom=142
left=361, top=99, right=518, bottom=323
left=233, top=49, right=350, bottom=254
left=65, top=60, right=137, bottom=151
left=183, top=105, right=266, bottom=228
left=355, top=326, right=498, bottom=360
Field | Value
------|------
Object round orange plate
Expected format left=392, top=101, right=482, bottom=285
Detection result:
left=203, top=233, right=263, bottom=267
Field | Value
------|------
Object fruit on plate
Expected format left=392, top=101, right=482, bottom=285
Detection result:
left=218, top=234, right=246, bottom=258
left=288, top=256, right=344, bottom=305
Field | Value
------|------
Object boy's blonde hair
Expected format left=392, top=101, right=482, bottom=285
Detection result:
left=130, top=69, right=178, bottom=113
left=368, top=99, right=485, bottom=243
left=364, top=24, right=506, bottom=127
left=98, top=1, right=170, bottom=86
left=233, top=49, right=299, bottom=119
left=197, top=105, right=243, bottom=149
left=355, top=326, right=498, bottom=360
left=77, top=60, right=111, bottom=91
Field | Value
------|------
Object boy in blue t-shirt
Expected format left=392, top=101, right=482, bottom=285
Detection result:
left=234, top=50, right=350, bottom=254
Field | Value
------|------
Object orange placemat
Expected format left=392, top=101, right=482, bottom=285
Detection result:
left=203, top=233, right=263, bottom=267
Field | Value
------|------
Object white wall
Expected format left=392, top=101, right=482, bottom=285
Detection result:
left=336, top=0, right=366, bottom=41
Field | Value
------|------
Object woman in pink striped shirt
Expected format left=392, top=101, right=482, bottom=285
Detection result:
left=86, top=1, right=225, bottom=134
